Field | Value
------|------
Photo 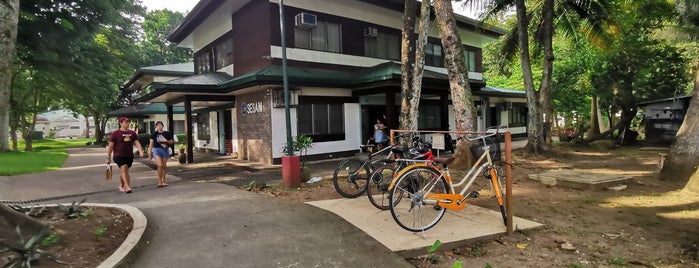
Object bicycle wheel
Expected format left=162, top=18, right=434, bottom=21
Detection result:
left=333, top=158, right=370, bottom=198
left=367, top=165, right=403, bottom=210
left=488, top=167, right=507, bottom=226
left=389, top=167, right=448, bottom=232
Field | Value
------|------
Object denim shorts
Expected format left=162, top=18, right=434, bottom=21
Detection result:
left=153, top=148, right=170, bottom=159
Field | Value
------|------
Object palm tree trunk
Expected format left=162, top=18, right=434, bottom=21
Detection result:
left=399, top=0, right=417, bottom=133
left=434, top=0, right=476, bottom=167
left=408, top=0, right=430, bottom=130
left=588, top=95, right=600, bottom=137
left=539, top=0, right=554, bottom=148
left=663, top=59, right=699, bottom=185
left=0, top=204, right=47, bottom=247
left=0, top=0, right=19, bottom=151
left=514, top=0, right=544, bottom=153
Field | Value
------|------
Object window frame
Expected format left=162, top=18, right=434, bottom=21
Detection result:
left=294, top=21, right=343, bottom=53
left=296, top=97, right=352, bottom=142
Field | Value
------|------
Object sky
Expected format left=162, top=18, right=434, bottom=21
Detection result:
left=140, top=0, right=479, bottom=18
left=141, top=0, right=199, bottom=13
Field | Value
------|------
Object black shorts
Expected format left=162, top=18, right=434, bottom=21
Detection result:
left=113, top=156, right=134, bottom=168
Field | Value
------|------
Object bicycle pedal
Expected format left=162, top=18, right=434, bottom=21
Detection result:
left=468, top=191, right=480, bottom=198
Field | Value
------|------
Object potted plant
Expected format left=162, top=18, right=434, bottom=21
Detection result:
left=178, top=145, right=187, bottom=164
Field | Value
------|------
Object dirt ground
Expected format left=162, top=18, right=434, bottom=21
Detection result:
left=1, top=206, right=132, bottom=268
left=255, top=142, right=699, bottom=268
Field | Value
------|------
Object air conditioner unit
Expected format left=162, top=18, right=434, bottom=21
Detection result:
left=294, top=13, right=317, bottom=29
left=364, top=27, right=378, bottom=37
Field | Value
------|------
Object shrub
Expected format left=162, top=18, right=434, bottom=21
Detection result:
left=137, top=133, right=151, bottom=148
left=175, top=134, right=186, bottom=144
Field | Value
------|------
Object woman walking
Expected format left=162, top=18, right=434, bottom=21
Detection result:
left=106, top=117, right=145, bottom=193
left=148, top=121, right=174, bottom=187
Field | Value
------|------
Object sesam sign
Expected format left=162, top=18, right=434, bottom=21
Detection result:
left=241, top=101, right=263, bottom=116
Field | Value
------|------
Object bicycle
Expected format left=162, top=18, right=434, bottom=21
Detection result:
left=367, top=136, right=436, bottom=210
left=332, top=133, right=414, bottom=198
left=387, top=127, right=508, bottom=232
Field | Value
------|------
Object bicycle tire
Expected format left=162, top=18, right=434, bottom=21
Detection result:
left=367, top=165, right=403, bottom=210
left=389, top=166, right=448, bottom=232
left=332, top=158, right=370, bottom=198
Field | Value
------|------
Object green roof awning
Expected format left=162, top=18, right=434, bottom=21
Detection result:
left=107, top=103, right=185, bottom=117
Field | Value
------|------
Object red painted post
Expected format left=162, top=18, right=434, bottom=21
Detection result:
left=282, top=155, right=301, bottom=188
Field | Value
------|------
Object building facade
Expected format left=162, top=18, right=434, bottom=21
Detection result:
left=132, top=0, right=527, bottom=164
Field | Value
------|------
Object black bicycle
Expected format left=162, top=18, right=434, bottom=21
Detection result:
left=331, top=133, right=420, bottom=198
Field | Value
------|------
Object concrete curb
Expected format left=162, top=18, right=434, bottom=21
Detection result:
left=82, top=203, right=147, bottom=268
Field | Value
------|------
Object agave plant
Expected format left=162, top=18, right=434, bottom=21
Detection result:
left=0, top=226, right=68, bottom=267
left=56, top=198, right=87, bottom=219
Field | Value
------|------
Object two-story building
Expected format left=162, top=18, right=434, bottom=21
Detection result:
left=132, top=0, right=526, bottom=164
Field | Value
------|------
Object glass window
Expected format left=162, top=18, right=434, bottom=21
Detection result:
left=295, top=21, right=342, bottom=53
left=196, top=113, right=210, bottom=141
left=364, top=33, right=400, bottom=60
left=297, top=103, right=344, bottom=141
left=508, top=104, right=527, bottom=127
left=195, top=52, right=211, bottom=74
left=425, top=43, right=443, bottom=67
left=214, top=37, right=233, bottom=70
left=418, top=104, right=441, bottom=130
left=463, top=49, right=476, bottom=71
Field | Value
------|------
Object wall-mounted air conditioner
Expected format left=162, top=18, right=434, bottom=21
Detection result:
left=294, top=13, right=317, bottom=29
left=364, top=27, right=378, bottom=37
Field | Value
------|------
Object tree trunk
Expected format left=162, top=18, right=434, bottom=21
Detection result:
left=84, top=114, right=90, bottom=138
left=539, top=0, right=554, bottom=148
left=588, top=95, right=600, bottom=137
left=406, top=0, right=430, bottom=131
left=434, top=0, right=476, bottom=168
left=399, top=0, right=417, bottom=134
left=93, top=112, right=105, bottom=145
left=514, top=0, right=545, bottom=154
left=663, top=59, right=699, bottom=184
left=0, top=204, right=48, bottom=246
left=0, top=0, right=19, bottom=152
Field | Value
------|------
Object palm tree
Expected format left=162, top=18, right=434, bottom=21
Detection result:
left=399, top=0, right=431, bottom=133
left=434, top=0, right=478, bottom=166
left=464, top=0, right=615, bottom=153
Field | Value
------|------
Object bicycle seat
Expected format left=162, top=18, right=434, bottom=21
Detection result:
left=434, top=157, right=456, bottom=165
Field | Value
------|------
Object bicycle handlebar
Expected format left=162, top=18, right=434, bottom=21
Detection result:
left=465, top=125, right=510, bottom=141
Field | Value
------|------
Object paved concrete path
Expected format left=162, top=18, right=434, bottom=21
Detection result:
left=1, top=148, right=412, bottom=267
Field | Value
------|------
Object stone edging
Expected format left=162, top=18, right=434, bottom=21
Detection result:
left=77, top=203, right=146, bottom=268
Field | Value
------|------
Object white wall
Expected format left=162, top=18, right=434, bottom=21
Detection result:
left=271, top=102, right=361, bottom=159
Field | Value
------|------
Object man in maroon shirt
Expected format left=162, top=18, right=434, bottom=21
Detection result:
left=106, top=117, right=145, bottom=193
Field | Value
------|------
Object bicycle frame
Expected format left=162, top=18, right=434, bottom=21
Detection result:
left=388, top=132, right=502, bottom=211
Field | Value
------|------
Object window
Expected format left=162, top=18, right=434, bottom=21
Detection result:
left=195, top=52, right=211, bottom=74
left=295, top=21, right=342, bottom=53
left=196, top=113, right=210, bottom=141
left=418, top=104, right=441, bottom=130
left=463, top=49, right=476, bottom=71
left=297, top=103, right=345, bottom=141
left=508, top=104, right=527, bottom=127
left=364, top=33, right=400, bottom=60
left=214, top=37, right=233, bottom=70
left=194, top=35, right=233, bottom=74
left=425, top=43, right=444, bottom=67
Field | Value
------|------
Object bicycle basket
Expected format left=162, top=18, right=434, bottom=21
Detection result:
left=469, top=137, right=501, bottom=162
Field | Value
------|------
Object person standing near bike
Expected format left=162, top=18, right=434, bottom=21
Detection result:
left=374, top=118, right=387, bottom=150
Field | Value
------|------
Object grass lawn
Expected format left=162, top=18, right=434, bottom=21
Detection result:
left=0, top=138, right=93, bottom=176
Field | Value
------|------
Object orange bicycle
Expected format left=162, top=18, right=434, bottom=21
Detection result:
left=387, top=128, right=507, bottom=232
